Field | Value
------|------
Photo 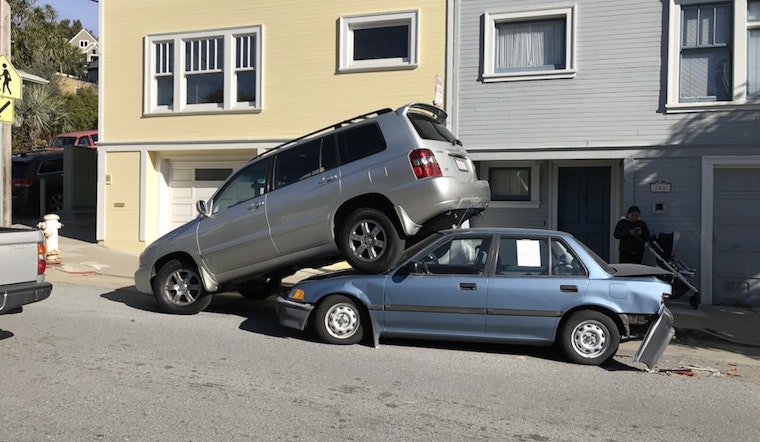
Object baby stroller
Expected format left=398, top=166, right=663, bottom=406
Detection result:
left=648, top=232, right=700, bottom=308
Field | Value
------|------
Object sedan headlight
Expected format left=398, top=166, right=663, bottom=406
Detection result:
left=289, top=288, right=306, bottom=300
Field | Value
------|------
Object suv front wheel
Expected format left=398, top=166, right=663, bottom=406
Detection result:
left=340, top=208, right=404, bottom=273
left=153, top=259, right=212, bottom=314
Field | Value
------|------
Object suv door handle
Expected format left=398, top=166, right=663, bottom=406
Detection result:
left=320, top=175, right=338, bottom=184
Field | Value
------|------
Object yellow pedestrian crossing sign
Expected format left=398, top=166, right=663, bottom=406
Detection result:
left=0, top=99, right=14, bottom=123
left=0, top=54, right=22, bottom=100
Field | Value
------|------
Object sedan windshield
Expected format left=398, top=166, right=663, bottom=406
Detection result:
left=397, top=232, right=445, bottom=264
left=575, top=240, right=616, bottom=274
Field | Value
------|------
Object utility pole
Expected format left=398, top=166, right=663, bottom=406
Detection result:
left=0, top=0, right=10, bottom=227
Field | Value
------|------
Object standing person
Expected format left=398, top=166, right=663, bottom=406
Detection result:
left=614, top=205, right=651, bottom=264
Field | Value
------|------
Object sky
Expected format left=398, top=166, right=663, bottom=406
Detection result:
left=42, top=0, right=99, bottom=36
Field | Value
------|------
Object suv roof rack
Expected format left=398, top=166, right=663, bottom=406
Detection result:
left=252, top=108, right=393, bottom=160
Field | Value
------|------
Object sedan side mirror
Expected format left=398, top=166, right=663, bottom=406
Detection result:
left=404, top=260, right=427, bottom=275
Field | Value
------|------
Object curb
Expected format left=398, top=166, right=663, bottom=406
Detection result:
left=674, top=327, right=760, bottom=349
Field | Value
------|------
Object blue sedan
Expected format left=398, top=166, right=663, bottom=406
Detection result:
left=277, top=228, right=675, bottom=367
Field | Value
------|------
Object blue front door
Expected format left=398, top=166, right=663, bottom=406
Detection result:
left=557, top=167, right=611, bottom=261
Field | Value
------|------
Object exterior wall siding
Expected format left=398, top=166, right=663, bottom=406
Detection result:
left=103, top=152, right=141, bottom=252
left=100, top=0, right=448, bottom=252
left=454, top=0, right=759, bottom=149
left=451, top=0, right=760, bottom=305
left=101, top=0, right=446, bottom=143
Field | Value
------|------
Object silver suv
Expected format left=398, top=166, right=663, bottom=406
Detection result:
left=135, top=103, right=490, bottom=314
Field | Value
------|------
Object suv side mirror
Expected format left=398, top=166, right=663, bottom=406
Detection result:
left=196, top=200, right=210, bottom=217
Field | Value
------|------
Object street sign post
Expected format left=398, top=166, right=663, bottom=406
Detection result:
left=0, top=52, right=20, bottom=225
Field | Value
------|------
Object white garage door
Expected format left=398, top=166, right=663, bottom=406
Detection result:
left=168, top=161, right=243, bottom=229
left=713, top=168, right=760, bottom=307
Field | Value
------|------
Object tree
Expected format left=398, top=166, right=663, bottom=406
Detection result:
left=8, top=0, right=97, bottom=151
left=12, top=83, right=66, bottom=152
left=61, top=87, right=97, bottom=132
left=9, top=0, right=86, bottom=78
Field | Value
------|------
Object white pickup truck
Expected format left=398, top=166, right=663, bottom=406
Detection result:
left=0, top=226, right=52, bottom=314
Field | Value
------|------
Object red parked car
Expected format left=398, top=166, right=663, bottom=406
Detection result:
left=49, top=130, right=98, bottom=149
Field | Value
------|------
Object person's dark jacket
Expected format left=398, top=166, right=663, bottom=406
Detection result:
left=613, top=218, right=651, bottom=254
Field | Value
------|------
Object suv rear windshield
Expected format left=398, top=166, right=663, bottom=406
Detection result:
left=407, top=111, right=456, bottom=143
left=12, top=162, right=30, bottom=178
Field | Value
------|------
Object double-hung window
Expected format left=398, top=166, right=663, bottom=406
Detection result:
left=339, top=11, right=418, bottom=72
left=749, top=1, right=760, bottom=97
left=145, top=26, right=262, bottom=115
left=668, top=0, right=760, bottom=109
left=481, top=163, right=541, bottom=208
left=489, top=167, right=533, bottom=202
left=679, top=3, right=734, bottom=102
left=483, top=7, right=576, bottom=82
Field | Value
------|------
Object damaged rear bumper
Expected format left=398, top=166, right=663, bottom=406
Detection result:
left=634, top=306, right=675, bottom=370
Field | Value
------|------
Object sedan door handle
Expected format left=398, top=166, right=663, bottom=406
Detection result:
left=249, top=201, right=265, bottom=210
left=560, top=285, right=578, bottom=293
left=320, top=175, right=339, bottom=184
left=459, top=282, right=477, bottom=291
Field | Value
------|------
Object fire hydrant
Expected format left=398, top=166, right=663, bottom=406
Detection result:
left=37, top=214, right=63, bottom=264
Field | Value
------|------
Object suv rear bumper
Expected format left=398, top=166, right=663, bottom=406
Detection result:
left=0, top=282, right=53, bottom=314
left=393, top=177, right=490, bottom=235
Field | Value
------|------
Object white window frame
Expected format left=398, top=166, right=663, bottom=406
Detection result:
left=479, top=162, right=541, bottom=208
left=338, top=10, right=418, bottom=73
left=667, top=0, right=760, bottom=112
left=144, top=25, right=263, bottom=115
left=483, top=6, right=577, bottom=83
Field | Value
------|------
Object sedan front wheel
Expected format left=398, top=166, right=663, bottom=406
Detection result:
left=315, top=295, right=365, bottom=345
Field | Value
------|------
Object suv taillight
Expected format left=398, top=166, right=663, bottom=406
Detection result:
left=12, top=178, right=35, bottom=187
left=409, top=149, right=442, bottom=179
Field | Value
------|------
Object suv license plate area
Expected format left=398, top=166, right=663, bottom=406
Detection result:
left=454, top=157, right=468, bottom=172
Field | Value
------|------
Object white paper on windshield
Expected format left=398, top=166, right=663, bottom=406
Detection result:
left=516, top=240, right=542, bottom=267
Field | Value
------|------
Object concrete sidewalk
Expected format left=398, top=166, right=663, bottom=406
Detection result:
left=39, top=228, right=760, bottom=349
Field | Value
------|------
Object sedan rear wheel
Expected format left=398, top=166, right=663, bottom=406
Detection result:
left=153, top=259, right=212, bottom=315
left=561, top=310, right=620, bottom=365
left=315, top=295, right=364, bottom=345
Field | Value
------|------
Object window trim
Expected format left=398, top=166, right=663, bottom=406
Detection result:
left=666, top=0, right=760, bottom=112
left=338, top=10, right=419, bottom=73
left=483, top=6, right=577, bottom=83
left=480, top=162, right=541, bottom=208
left=144, top=25, right=263, bottom=116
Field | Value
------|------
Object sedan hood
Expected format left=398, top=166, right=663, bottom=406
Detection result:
left=305, top=269, right=361, bottom=282
left=610, top=263, right=672, bottom=277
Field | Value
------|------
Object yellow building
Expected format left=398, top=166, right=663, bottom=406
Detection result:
left=98, top=0, right=447, bottom=253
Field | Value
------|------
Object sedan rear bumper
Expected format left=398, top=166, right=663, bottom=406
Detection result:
left=277, top=297, right=314, bottom=331
left=634, top=306, right=675, bottom=370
